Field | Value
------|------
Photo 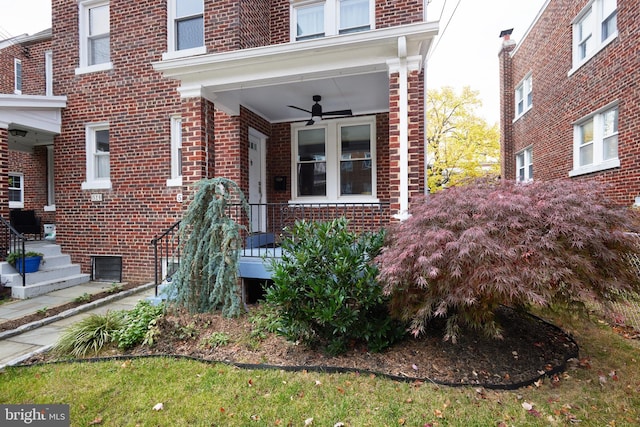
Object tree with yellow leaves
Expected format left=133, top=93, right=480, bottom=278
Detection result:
left=426, top=86, right=500, bottom=192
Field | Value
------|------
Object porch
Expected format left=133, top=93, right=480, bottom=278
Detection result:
left=151, top=201, right=391, bottom=299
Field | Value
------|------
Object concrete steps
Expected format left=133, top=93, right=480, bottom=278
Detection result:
left=1, top=242, right=90, bottom=299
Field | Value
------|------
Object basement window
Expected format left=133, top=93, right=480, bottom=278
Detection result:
left=91, top=255, right=122, bottom=282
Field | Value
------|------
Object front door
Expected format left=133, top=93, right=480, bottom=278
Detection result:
left=248, top=129, right=267, bottom=233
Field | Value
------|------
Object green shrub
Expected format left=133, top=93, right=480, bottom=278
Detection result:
left=112, top=300, right=165, bottom=350
left=53, top=311, right=125, bottom=357
left=265, top=218, right=405, bottom=355
left=376, top=178, right=640, bottom=342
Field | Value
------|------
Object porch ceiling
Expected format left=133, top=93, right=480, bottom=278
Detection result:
left=153, top=21, right=438, bottom=123
left=0, top=95, right=67, bottom=149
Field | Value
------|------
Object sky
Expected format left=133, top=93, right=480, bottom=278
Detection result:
left=0, top=0, right=546, bottom=124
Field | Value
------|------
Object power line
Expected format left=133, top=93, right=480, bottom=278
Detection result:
left=428, top=0, right=463, bottom=61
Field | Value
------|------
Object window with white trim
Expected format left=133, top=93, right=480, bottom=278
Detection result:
left=515, top=147, right=533, bottom=182
left=292, top=116, right=376, bottom=201
left=167, top=116, right=183, bottom=187
left=514, top=74, right=532, bottom=118
left=165, top=0, right=204, bottom=58
left=570, top=105, right=619, bottom=177
left=82, top=123, right=111, bottom=189
left=571, top=0, right=617, bottom=70
left=14, top=59, right=22, bottom=94
left=9, top=173, right=24, bottom=209
left=291, top=0, right=374, bottom=41
left=77, top=0, right=112, bottom=74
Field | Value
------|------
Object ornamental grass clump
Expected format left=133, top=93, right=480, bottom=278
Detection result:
left=171, top=178, right=249, bottom=317
left=376, top=178, right=640, bottom=342
left=266, top=218, right=405, bottom=355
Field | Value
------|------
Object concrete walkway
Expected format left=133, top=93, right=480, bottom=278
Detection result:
left=0, top=282, right=156, bottom=368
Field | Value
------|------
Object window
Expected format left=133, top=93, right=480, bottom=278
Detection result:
left=292, top=116, right=376, bottom=201
left=165, top=0, right=204, bottom=58
left=82, top=123, right=111, bottom=189
left=14, top=59, right=22, bottom=94
left=514, top=74, right=532, bottom=118
left=571, top=0, right=617, bottom=71
left=292, top=0, right=373, bottom=41
left=77, top=0, right=112, bottom=74
left=167, top=116, right=183, bottom=187
left=570, top=105, right=619, bottom=177
left=9, top=173, right=24, bottom=209
left=515, top=148, right=533, bottom=182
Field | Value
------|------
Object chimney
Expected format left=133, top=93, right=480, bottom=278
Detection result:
left=499, top=28, right=514, bottom=41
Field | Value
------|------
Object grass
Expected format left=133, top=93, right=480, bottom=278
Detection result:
left=1, top=310, right=639, bottom=426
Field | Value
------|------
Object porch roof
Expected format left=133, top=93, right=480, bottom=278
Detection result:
left=0, top=94, right=67, bottom=149
left=152, top=21, right=438, bottom=122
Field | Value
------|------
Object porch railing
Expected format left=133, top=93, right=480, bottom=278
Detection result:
left=0, top=217, right=28, bottom=287
left=151, top=202, right=392, bottom=286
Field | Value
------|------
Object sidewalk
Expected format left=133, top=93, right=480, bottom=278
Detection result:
left=0, top=282, right=157, bottom=368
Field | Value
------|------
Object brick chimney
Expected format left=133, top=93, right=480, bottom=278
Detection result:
left=498, top=28, right=516, bottom=181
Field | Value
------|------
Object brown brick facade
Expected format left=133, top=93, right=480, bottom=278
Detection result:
left=500, top=0, right=640, bottom=206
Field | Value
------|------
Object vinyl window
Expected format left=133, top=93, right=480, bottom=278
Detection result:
left=570, top=105, right=619, bottom=177
left=571, top=0, right=617, bottom=72
left=76, top=0, right=112, bottom=74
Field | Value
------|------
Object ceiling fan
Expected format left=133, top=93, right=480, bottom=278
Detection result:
left=288, top=95, right=353, bottom=125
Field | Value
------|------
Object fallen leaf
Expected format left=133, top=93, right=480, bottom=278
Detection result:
left=333, top=423, right=345, bottom=427
left=304, top=417, right=314, bottom=425
left=89, top=417, right=103, bottom=425
left=248, top=378, right=253, bottom=387
left=398, top=418, right=406, bottom=425
left=220, top=407, right=225, bottom=413
left=434, top=409, right=444, bottom=418
left=528, top=408, right=542, bottom=418
left=522, top=402, right=533, bottom=411
left=152, top=403, right=163, bottom=411
left=609, top=370, right=618, bottom=381
left=315, top=380, right=322, bottom=386
left=336, top=387, right=345, bottom=394
left=412, top=364, right=419, bottom=371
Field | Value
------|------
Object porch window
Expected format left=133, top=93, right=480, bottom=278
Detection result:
left=77, top=0, right=112, bottom=74
left=167, top=115, right=183, bottom=187
left=14, top=59, right=22, bottom=95
left=165, top=0, right=205, bottom=58
left=292, top=0, right=373, bottom=41
left=292, top=116, right=376, bottom=202
left=9, top=173, right=24, bottom=209
left=82, top=123, right=111, bottom=190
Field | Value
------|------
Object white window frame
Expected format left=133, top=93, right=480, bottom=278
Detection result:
left=167, top=115, right=183, bottom=187
left=291, top=115, right=377, bottom=203
left=569, top=0, right=617, bottom=75
left=515, top=147, right=533, bottom=182
left=514, top=73, right=532, bottom=119
left=45, top=51, right=53, bottom=96
left=82, top=122, right=112, bottom=190
left=14, top=59, right=22, bottom=95
left=76, top=0, right=112, bottom=75
left=8, top=173, right=24, bottom=209
left=290, top=0, right=375, bottom=42
left=163, top=0, right=206, bottom=60
left=569, top=103, right=619, bottom=177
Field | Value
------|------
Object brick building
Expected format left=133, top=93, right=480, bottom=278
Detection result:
left=499, top=0, right=639, bottom=207
left=1, top=0, right=439, bottom=287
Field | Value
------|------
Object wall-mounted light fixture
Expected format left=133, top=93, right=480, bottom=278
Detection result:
left=9, top=129, right=27, bottom=137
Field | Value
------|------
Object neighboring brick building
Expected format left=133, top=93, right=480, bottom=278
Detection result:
left=1, top=0, right=439, bottom=284
left=499, top=0, right=639, bottom=207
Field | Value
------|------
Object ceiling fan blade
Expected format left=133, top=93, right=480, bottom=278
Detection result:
left=322, top=109, right=353, bottom=116
left=288, top=105, right=312, bottom=114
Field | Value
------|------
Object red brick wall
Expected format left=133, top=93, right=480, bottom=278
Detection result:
left=8, top=148, right=53, bottom=223
left=0, top=129, right=7, bottom=220
left=21, top=37, right=51, bottom=96
left=52, top=0, right=184, bottom=282
left=501, top=0, right=640, bottom=206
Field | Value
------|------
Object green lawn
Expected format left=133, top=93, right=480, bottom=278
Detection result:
left=1, top=312, right=639, bottom=426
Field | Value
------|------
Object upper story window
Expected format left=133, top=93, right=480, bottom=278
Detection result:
left=515, top=147, right=533, bottom=182
left=292, top=0, right=374, bottom=42
left=571, top=0, right=617, bottom=72
left=167, top=115, right=183, bottom=187
left=8, top=173, right=24, bottom=209
left=77, top=0, right=112, bottom=74
left=292, top=116, right=376, bottom=202
left=514, top=73, right=532, bottom=119
left=165, top=0, right=205, bottom=59
left=82, top=122, right=111, bottom=190
left=569, top=104, right=619, bottom=177
left=14, top=59, right=22, bottom=94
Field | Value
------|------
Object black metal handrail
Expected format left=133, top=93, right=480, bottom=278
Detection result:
left=150, top=220, right=181, bottom=292
left=0, top=216, right=28, bottom=287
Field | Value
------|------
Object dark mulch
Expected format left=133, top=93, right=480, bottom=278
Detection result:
left=0, top=282, right=143, bottom=332
left=23, top=304, right=579, bottom=389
